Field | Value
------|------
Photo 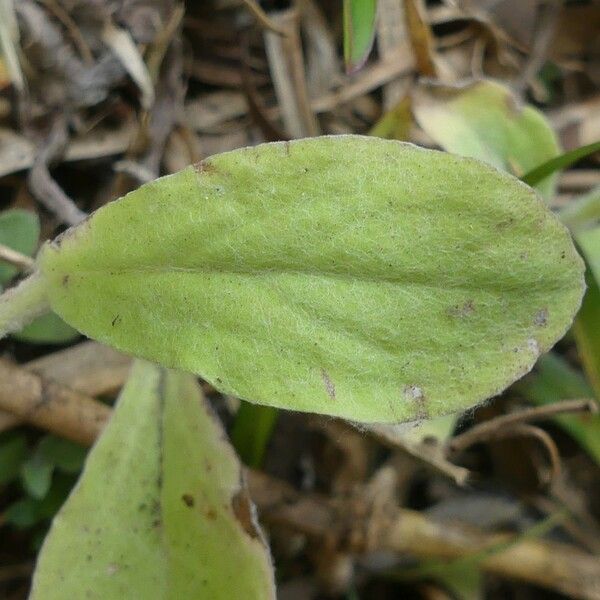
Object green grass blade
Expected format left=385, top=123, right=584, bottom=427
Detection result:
left=522, top=140, right=600, bottom=187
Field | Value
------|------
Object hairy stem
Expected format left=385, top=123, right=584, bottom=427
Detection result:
left=0, top=272, right=50, bottom=338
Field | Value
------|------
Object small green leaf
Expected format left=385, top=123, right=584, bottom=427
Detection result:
left=34, top=136, right=585, bottom=423
left=231, top=402, right=279, bottom=468
left=22, top=452, right=54, bottom=499
left=0, top=209, right=39, bottom=284
left=343, top=0, right=377, bottom=73
left=5, top=497, right=41, bottom=528
left=14, top=311, right=79, bottom=345
left=412, top=80, right=561, bottom=199
left=37, top=434, right=87, bottom=473
left=522, top=140, right=600, bottom=188
left=0, top=432, right=28, bottom=485
left=30, top=361, right=275, bottom=600
left=516, top=354, right=600, bottom=464
left=6, top=474, right=76, bottom=529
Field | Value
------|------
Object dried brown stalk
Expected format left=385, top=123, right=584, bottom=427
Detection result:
left=449, top=399, right=597, bottom=454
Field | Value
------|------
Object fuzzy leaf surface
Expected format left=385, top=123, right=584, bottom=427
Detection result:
left=37, top=136, right=584, bottom=422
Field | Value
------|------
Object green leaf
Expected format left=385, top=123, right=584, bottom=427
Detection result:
left=573, top=226, right=600, bottom=398
left=21, top=436, right=86, bottom=501
left=573, top=269, right=600, bottom=400
left=34, top=136, right=585, bottom=423
left=38, top=434, right=87, bottom=473
left=14, top=311, right=79, bottom=345
left=515, top=353, right=600, bottom=464
left=522, top=140, right=600, bottom=188
left=231, top=402, right=279, bottom=468
left=343, top=0, right=377, bottom=73
left=6, top=473, right=77, bottom=529
left=29, top=361, right=275, bottom=600
left=22, top=451, right=54, bottom=499
left=0, top=432, right=28, bottom=485
left=0, top=209, right=39, bottom=284
left=412, top=80, right=561, bottom=199
left=5, top=497, right=41, bottom=528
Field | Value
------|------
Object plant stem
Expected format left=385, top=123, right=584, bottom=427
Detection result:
left=0, top=272, right=50, bottom=338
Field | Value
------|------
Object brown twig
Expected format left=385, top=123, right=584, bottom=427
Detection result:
left=241, top=0, right=287, bottom=36
left=449, top=399, right=597, bottom=454
left=38, top=0, right=93, bottom=64
left=0, top=359, right=110, bottom=446
left=514, top=0, right=561, bottom=93
left=28, top=117, right=88, bottom=226
left=481, top=423, right=563, bottom=486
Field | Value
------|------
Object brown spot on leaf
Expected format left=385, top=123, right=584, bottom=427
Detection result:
left=181, top=493, right=195, bottom=507
left=231, top=489, right=260, bottom=539
left=111, top=314, right=122, bottom=327
left=534, top=308, right=548, bottom=326
left=206, top=508, right=217, bottom=520
left=62, top=274, right=69, bottom=287
left=403, top=385, right=428, bottom=419
left=321, top=369, right=336, bottom=400
left=194, top=160, right=217, bottom=174
left=447, top=300, right=475, bottom=319
left=495, top=217, right=515, bottom=230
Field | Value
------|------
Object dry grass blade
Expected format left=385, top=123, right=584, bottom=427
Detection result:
left=404, top=0, right=437, bottom=77
left=376, top=0, right=411, bottom=109
left=101, top=21, right=154, bottom=110
left=264, top=8, right=319, bottom=138
left=0, top=0, right=25, bottom=92
left=297, top=0, right=340, bottom=96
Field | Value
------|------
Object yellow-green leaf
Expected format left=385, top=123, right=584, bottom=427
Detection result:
left=21, top=136, right=586, bottom=422
left=413, top=80, right=561, bottom=200
left=30, top=361, right=275, bottom=599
